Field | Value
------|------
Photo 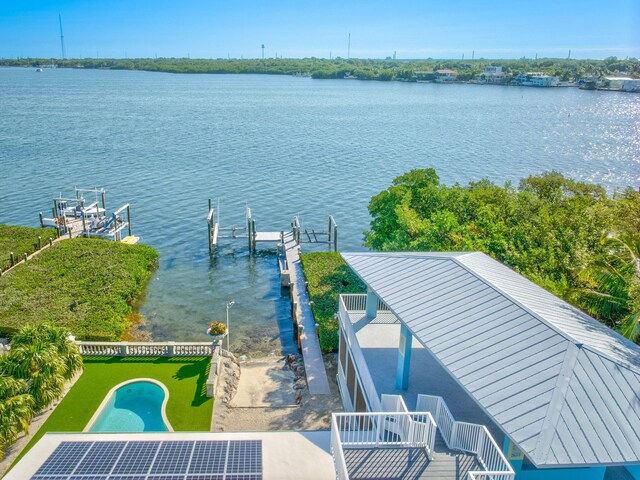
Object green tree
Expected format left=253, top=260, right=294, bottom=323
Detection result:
left=577, top=234, right=640, bottom=340
left=0, top=375, right=35, bottom=457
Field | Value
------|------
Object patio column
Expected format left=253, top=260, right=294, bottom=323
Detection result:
left=365, top=287, right=377, bottom=319
left=395, top=323, right=412, bottom=390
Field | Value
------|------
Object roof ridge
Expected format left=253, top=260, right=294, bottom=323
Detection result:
left=531, top=342, right=582, bottom=464
left=449, top=254, right=581, bottom=346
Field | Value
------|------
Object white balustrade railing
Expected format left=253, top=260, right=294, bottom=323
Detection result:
left=416, top=395, right=514, bottom=480
left=76, top=341, right=216, bottom=357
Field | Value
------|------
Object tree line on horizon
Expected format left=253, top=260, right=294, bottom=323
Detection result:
left=1, top=56, right=638, bottom=81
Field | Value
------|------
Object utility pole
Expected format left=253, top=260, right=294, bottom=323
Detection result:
left=261, top=44, right=265, bottom=59
left=347, top=32, right=351, bottom=59
left=462, top=53, right=464, bottom=60
left=472, top=50, right=474, bottom=60
left=393, top=51, right=396, bottom=60
left=58, top=14, right=66, bottom=60
left=568, top=49, right=571, bottom=60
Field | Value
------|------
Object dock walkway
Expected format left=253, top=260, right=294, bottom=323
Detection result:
left=283, top=232, right=331, bottom=395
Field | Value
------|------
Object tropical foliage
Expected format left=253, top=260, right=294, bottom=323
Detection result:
left=0, top=324, right=81, bottom=458
left=1, top=57, right=638, bottom=81
left=365, top=168, right=640, bottom=340
left=0, top=237, right=158, bottom=340
left=0, top=224, right=57, bottom=271
left=300, top=252, right=366, bottom=352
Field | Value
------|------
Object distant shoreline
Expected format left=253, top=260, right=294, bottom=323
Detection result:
left=1, top=57, right=638, bottom=92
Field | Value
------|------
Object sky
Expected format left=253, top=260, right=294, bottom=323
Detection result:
left=0, top=0, right=638, bottom=60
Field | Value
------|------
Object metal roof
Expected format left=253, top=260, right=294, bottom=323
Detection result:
left=341, top=251, right=640, bottom=468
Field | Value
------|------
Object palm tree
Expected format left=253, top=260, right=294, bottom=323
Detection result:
left=0, top=341, right=66, bottom=409
left=0, top=375, right=34, bottom=457
left=10, top=323, right=83, bottom=380
left=578, top=234, right=640, bottom=341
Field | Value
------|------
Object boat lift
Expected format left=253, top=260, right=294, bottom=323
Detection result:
left=39, top=188, right=138, bottom=243
left=207, top=199, right=338, bottom=254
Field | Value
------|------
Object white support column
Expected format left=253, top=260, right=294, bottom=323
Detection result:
left=366, top=287, right=377, bottom=319
left=395, top=324, right=413, bottom=390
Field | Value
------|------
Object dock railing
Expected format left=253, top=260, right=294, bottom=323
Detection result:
left=76, top=341, right=217, bottom=357
left=417, top=395, right=514, bottom=480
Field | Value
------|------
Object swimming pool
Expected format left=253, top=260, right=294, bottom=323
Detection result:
left=85, top=379, right=173, bottom=432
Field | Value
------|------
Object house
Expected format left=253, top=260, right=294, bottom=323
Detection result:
left=336, top=251, right=640, bottom=480
left=8, top=251, right=640, bottom=480
left=517, top=72, right=559, bottom=87
left=605, top=77, right=640, bottom=92
left=481, top=66, right=507, bottom=84
left=435, top=69, right=458, bottom=82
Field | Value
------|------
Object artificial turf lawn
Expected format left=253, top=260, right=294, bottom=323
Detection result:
left=13, top=356, right=212, bottom=464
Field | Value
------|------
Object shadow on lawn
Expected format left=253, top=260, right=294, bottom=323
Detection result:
left=174, top=358, right=210, bottom=407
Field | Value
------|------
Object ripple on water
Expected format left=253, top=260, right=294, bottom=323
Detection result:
left=0, top=69, right=638, bottom=355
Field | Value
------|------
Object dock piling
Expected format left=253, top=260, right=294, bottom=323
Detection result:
left=9, top=252, right=14, bottom=266
left=37, top=236, right=42, bottom=250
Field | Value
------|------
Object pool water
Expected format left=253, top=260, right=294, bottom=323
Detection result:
left=89, top=381, right=170, bottom=432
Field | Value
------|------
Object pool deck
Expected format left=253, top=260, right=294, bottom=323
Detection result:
left=350, top=311, right=505, bottom=445
left=4, top=431, right=335, bottom=480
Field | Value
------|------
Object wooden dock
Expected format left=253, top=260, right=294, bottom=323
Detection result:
left=283, top=232, right=331, bottom=395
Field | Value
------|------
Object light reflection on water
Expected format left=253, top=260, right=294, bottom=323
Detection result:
left=0, top=68, right=638, bottom=355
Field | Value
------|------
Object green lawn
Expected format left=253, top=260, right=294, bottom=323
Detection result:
left=0, top=224, right=56, bottom=271
left=13, top=356, right=212, bottom=465
left=0, top=237, right=158, bottom=339
left=300, top=252, right=365, bottom=352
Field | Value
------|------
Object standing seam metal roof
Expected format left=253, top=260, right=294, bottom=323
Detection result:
left=341, top=251, right=640, bottom=468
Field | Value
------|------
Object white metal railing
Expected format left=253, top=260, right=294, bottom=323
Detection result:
left=417, top=395, right=514, bottom=480
left=338, top=296, right=382, bottom=412
left=76, top=341, right=217, bottom=357
left=332, top=410, right=437, bottom=454
left=331, top=414, right=350, bottom=480
left=331, top=411, right=438, bottom=479
left=339, top=293, right=390, bottom=312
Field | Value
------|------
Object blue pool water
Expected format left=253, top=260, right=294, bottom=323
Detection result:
left=89, top=381, right=170, bottom=432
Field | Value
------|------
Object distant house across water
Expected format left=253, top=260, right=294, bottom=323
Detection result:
left=481, top=66, right=507, bottom=84
left=434, top=69, right=457, bottom=82
left=605, top=76, right=640, bottom=92
left=517, top=72, right=559, bottom=87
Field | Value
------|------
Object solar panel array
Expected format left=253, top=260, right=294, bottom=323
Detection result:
left=31, top=440, right=262, bottom=480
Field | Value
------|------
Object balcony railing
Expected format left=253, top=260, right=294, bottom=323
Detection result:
left=417, top=395, right=514, bottom=480
left=331, top=410, right=438, bottom=480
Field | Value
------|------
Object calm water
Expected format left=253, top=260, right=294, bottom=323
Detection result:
left=0, top=67, right=638, bottom=355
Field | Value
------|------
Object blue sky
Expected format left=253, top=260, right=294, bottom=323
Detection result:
left=0, top=0, right=638, bottom=59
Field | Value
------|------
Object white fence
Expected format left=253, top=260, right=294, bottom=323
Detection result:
left=77, top=341, right=217, bottom=357
left=417, top=395, right=514, bottom=480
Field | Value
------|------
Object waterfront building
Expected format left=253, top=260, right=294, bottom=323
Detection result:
left=435, top=69, right=458, bottom=82
left=517, top=72, right=559, bottom=87
left=336, top=251, right=640, bottom=480
left=7, top=251, right=640, bottom=479
left=481, top=66, right=507, bottom=84
left=605, top=77, right=640, bottom=92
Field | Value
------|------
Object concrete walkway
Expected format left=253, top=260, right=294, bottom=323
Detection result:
left=284, top=233, right=331, bottom=395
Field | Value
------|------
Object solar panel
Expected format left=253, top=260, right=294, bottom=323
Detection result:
left=148, top=441, right=194, bottom=475
left=227, top=440, right=262, bottom=474
left=35, top=441, right=93, bottom=476
left=74, top=441, right=127, bottom=475
left=111, top=441, right=160, bottom=475
left=30, top=439, right=262, bottom=480
left=188, top=441, right=228, bottom=474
